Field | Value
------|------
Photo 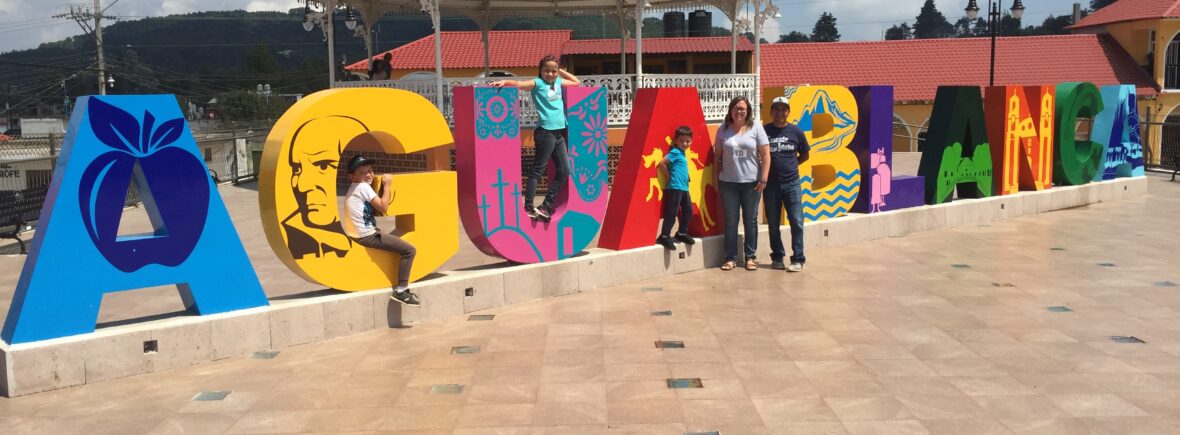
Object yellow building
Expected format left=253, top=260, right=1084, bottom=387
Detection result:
left=1070, top=0, right=1180, bottom=168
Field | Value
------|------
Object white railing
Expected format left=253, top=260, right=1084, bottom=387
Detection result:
left=334, top=73, right=756, bottom=127
left=638, top=74, right=757, bottom=121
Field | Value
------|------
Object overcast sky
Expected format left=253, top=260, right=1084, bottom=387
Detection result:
left=0, top=0, right=1090, bottom=53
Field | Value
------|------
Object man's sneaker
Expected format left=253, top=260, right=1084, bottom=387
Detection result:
left=674, top=234, right=696, bottom=245
left=391, top=289, right=421, bottom=305
left=786, top=262, right=805, bottom=273
left=771, top=261, right=786, bottom=270
left=656, top=235, right=677, bottom=250
left=534, top=206, right=552, bottom=222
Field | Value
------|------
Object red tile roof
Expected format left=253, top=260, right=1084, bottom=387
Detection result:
left=562, top=36, right=753, bottom=55
left=1071, top=0, right=1180, bottom=29
left=760, top=35, right=1158, bottom=101
left=346, top=30, right=572, bottom=71
left=345, top=31, right=753, bottom=71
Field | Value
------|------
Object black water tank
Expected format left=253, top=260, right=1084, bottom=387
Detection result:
left=663, top=11, right=686, bottom=37
left=688, top=9, right=712, bottom=37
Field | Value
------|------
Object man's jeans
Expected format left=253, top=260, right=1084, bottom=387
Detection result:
left=763, top=179, right=805, bottom=264
left=719, top=180, right=761, bottom=261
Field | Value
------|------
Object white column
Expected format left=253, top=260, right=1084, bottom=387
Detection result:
left=616, top=6, right=627, bottom=75
left=754, top=0, right=776, bottom=121
left=634, top=0, right=644, bottom=78
left=481, top=19, right=491, bottom=76
left=361, top=3, right=380, bottom=74
left=420, top=0, right=443, bottom=108
left=730, top=0, right=740, bottom=75
left=326, top=0, right=338, bottom=85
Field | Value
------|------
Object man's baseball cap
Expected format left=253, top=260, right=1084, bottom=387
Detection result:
left=771, top=97, right=790, bottom=109
left=347, top=155, right=373, bottom=173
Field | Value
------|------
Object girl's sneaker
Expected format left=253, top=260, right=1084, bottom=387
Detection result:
left=534, top=205, right=552, bottom=222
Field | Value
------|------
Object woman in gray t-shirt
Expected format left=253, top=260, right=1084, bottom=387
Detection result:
left=714, top=96, right=770, bottom=271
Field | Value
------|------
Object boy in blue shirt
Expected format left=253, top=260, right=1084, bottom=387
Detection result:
left=656, top=126, right=697, bottom=250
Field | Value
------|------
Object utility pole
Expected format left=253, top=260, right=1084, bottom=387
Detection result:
left=94, top=0, right=106, bottom=95
left=54, top=2, right=112, bottom=95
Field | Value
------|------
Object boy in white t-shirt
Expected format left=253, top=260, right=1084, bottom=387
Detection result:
left=344, top=155, right=420, bottom=305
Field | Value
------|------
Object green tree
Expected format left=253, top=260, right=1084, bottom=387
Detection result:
left=913, top=0, right=955, bottom=39
left=741, top=32, right=769, bottom=44
left=810, top=12, right=841, bottom=42
left=998, top=14, right=1021, bottom=36
left=953, top=17, right=987, bottom=37
left=885, top=23, right=914, bottom=40
left=1090, top=0, right=1116, bottom=11
left=1022, top=14, right=1076, bottom=35
left=778, top=31, right=811, bottom=42
left=243, top=44, right=281, bottom=75
left=218, top=89, right=292, bottom=121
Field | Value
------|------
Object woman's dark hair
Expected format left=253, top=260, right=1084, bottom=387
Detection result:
left=723, top=96, right=754, bottom=130
left=673, top=126, right=693, bottom=143
left=537, top=55, right=560, bottom=78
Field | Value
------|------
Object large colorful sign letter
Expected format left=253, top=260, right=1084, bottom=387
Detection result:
left=848, top=86, right=924, bottom=213
left=985, top=85, right=1056, bottom=195
left=1092, top=84, right=1144, bottom=180
left=2, top=95, right=267, bottom=344
left=1053, top=82, right=1104, bottom=186
left=919, top=86, right=994, bottom=204
left=259, top=88, right=458, bottom=291
left=599, top=88, right=719, bottom=250
left=765, top=86, right=862, bottom=221
left=453, top=86, right=609, bottom=263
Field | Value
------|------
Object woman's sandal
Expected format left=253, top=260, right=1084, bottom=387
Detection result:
left=721, top=260, right=736, bottom=271
left=745, top=259, right=758, bottom=271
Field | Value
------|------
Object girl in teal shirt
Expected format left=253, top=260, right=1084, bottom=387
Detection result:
left=491, top=55, right=581, bottom=222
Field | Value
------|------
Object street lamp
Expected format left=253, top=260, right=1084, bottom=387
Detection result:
left=302, top=4, right=324, bottom=33
left=966, top=0, right=1025, bottom=86
left=344, top=7, right=358, bottom=31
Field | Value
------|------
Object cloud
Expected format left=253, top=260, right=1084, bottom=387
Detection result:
left=245, top=1, right=293, bottom=12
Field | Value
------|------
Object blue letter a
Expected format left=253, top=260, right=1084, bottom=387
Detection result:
left=2, top=95, right=268, bottom=344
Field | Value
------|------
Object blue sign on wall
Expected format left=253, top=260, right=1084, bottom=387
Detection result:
left=2, top=95, right=268, bottom=344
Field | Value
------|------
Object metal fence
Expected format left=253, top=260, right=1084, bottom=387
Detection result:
left=1151, top=118, right=1180, bottom=173
left=1, top=130, right=268, bottom=244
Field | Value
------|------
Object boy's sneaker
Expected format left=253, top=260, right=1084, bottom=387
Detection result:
left=534, top=206, right=552, bottom=222
left=391, top=289, right=421, bottom=305
left=771, top=261, right=786, bottom=270
left=786, top=262, right=805, bottom=273
left=656, top=235, right=677, bottom=250
left=674, top=234, right=696, bottom=245
left=524, top=205, right=539, bottom=220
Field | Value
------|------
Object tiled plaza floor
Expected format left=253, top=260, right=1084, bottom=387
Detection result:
left=2, top=174, right=1180, bottom=434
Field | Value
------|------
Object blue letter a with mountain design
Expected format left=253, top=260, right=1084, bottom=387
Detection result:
left=2, top=95, right=267, bottom=344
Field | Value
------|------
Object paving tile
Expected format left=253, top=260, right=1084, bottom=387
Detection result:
left=455, top=404, right=536, bottom=428
left=751, top=396, right=840, bottom=423
left=824, top=396, right=913, bottom=421
left=841, top=420, right=931, bottom=435
left=1047, top=394, right=1150, bottom=417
